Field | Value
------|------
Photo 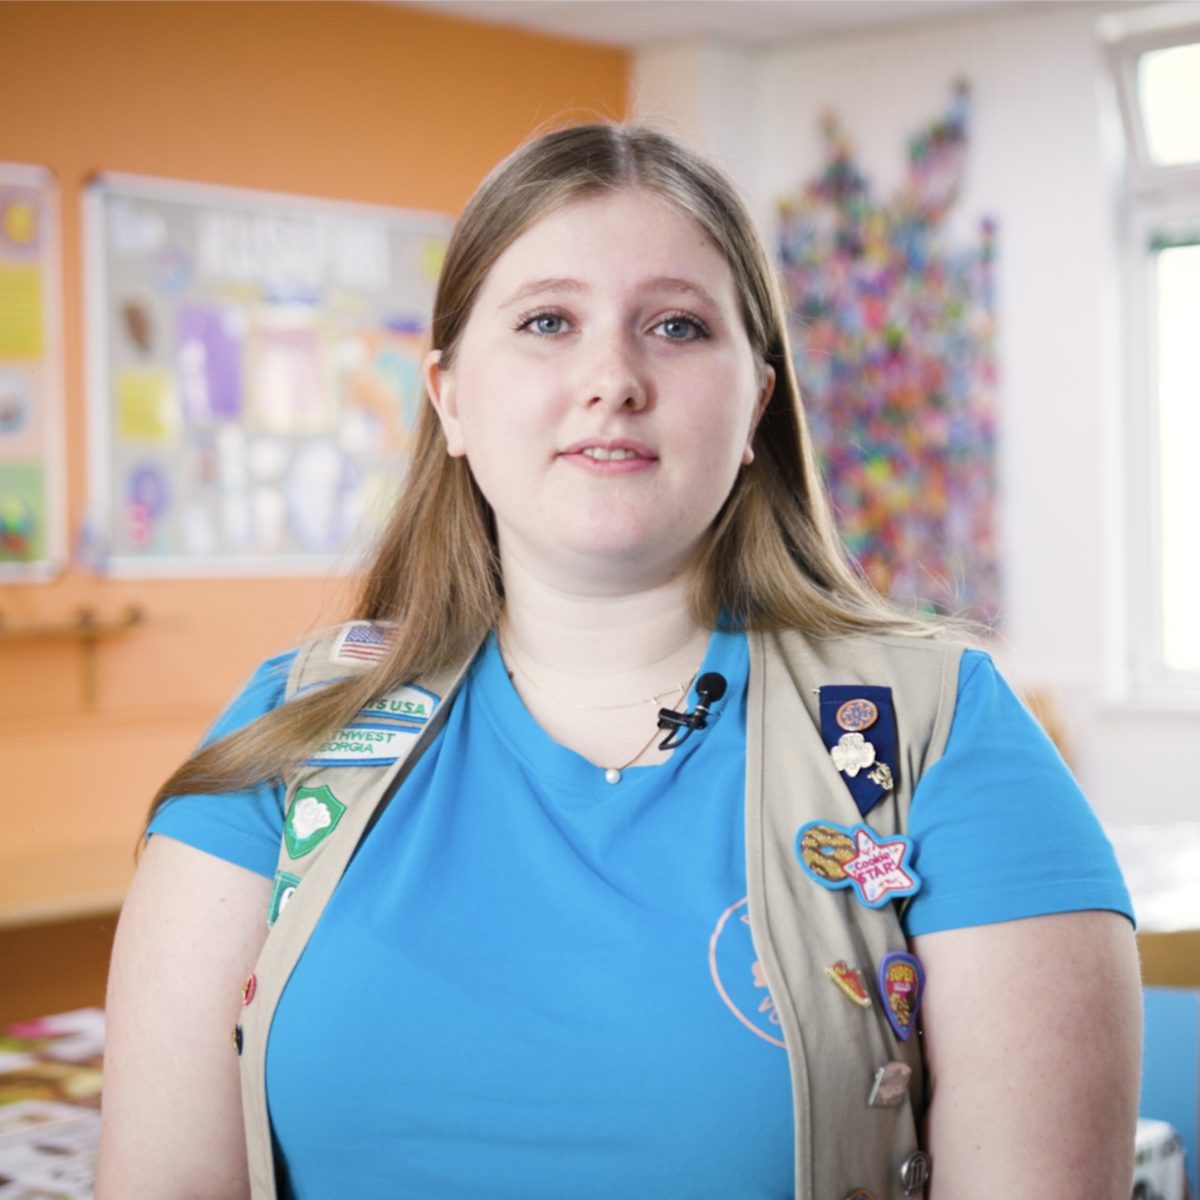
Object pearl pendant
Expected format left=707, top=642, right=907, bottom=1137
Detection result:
left=604, top=767, right=622, bottom=785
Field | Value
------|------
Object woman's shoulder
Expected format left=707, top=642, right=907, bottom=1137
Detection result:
left=203, top=649, right=299, bottom=745
left=762, top=624, right=972, bottom=695
left=145, top=649, right=300, bottom=879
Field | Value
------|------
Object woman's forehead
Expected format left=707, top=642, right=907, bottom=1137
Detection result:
left=477, top=187, right=736, bottom=303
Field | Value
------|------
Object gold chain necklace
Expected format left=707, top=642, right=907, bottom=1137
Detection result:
left=500, top=636, right=693, bottom=712
left=598, top=673, right=698, bottom=784
left=499, top=636, right=698, bottom=784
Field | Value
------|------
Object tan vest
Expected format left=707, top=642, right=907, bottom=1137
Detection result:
left=238, top=624, right=962, bottom=1200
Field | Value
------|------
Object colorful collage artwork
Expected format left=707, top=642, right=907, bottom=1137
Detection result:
left=777, top=86, right=1001, bottom=623
left=0, top=165, right=60, bottom=580
left=88, top=177, right=451, bottom=573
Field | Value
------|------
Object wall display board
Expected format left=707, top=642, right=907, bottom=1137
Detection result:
left=777, top=86, right=1001, bottom=625
left=0, top=165, right=63, bottom=581
left=85, top=174, right=451, bottom=575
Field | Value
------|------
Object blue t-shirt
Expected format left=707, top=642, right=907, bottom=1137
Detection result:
left=149, top=634, right=1132, bottom=1199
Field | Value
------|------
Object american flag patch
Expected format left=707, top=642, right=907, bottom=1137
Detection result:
left=331, top=622, right=393, bottom=665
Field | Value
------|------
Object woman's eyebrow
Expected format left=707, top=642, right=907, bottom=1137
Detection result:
left=498, top=275, right=721, bottom=310
left=499, top=278, right=586, bottom=309
left=642, top=277, right=721, bottom=310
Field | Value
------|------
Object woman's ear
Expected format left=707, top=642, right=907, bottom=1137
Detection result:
left=423, top=349, right=466, bottom=457
left=743, top=364, right=775, bottom=466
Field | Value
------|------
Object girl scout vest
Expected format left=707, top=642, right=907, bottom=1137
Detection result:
left=237, top=622, right=962, bottom=1200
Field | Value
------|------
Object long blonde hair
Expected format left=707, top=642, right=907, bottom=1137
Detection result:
left=149, top=123, right=937, bottom=814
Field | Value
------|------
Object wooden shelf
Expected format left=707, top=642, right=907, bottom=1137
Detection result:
left=0, top=843, right=137, bottom=929
left=0, top=607, right=146, bottom=705
left=0, top=606, right=145, bottom=643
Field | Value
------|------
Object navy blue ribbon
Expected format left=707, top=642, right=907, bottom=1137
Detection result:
left=818, top=685, right=897, bottom=817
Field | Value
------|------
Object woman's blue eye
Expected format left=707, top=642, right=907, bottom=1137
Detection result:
left=658, top=316, right=705, bottom=341
left=531, top=313, right=565, bottom=335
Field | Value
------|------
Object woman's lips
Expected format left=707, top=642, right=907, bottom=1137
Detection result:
left=559, top=439, right=658, bottom=474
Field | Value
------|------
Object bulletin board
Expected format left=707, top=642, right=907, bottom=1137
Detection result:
left=85, top=174, right=452, bottom=576
left=0, top=164, right=63, bottom=581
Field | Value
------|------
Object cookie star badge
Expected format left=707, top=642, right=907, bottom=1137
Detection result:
left=795, top=820, right=921, bottom=909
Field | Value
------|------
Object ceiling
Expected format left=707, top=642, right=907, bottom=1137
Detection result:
left=400, top=0, right=1051, bottom=49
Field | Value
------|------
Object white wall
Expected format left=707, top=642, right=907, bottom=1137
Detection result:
left=633, top=4, right=1199, bottom=826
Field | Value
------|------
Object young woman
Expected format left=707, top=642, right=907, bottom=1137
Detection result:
left=97, top=125, right=1141, bottom=1200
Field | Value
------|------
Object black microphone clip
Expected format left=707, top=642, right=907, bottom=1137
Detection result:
left=657, top=672, right=728, bottom=750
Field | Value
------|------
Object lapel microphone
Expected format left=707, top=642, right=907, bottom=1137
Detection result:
left=657, top=672, right=728, bottom=750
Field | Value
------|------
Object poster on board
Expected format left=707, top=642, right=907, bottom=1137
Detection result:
left=0, top=164, right=63, bottom=581
left=85, top=174, right=451, bottom=576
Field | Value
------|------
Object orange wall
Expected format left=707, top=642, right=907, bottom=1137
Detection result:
left=0, top=3, right=627, bottom=882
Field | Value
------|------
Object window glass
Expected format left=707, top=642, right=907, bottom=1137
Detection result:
left=1155, top=240, right=1200, bottom=670
left=1139, top=43, right=1200, bottom=167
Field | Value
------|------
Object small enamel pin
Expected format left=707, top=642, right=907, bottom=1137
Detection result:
left=867, top=1060, right=911, bottom=1107
left=242, top=974, right=257, bottom=1006
left=899, top=1150, right=932, bottom=1196
left=795, top=820, right=921, bottom=908
left=831, top=732, right=876, bottom=777
left=867, top=762, right=894, bottom=790
left=879, top=952, right=924, bottom=1041
left=826, top=961, right=872, bottom=1008
left=836, top=698, right=878, bottom=732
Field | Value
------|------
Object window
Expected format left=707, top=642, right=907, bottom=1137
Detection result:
left=1104, top=8, right=1200, bottom=702
left=1139, top=42, right=1200, bottom=166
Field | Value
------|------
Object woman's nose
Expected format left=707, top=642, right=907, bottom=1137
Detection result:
left=581, top=333, right=649, bottom=412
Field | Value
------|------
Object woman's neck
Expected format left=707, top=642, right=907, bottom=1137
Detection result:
left=498, top=558, right=710, bottom=710
left=493, top=555, right=711, bottom=778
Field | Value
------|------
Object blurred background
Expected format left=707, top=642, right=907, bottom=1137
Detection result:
left=0, top=0, right=1198, bottom=1191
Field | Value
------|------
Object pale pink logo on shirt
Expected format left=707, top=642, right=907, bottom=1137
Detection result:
left=708, top=897, right=786, bottom=1048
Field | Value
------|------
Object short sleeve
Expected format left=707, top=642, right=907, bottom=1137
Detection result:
left=901, top=650, right=1134, bottom=937
left=146, top=650, right=297, bottom=879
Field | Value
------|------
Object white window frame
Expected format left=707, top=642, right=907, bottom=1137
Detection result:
left=1103, top=5, right=1200, bottom=707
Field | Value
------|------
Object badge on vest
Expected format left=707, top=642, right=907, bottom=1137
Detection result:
left=284, top=785, right=346, bottom=859
left=330, top=622, right=395, bottom=665
left=867, top=1059, right=911, bottom=1107
left=267, top=870, right=301, bottom=927
left=304, top=683, right=440, bottom=767
left=879, top=951, right=925, bottom=1041
left=826, top=960, right=872, bottom=1008
left=899, top=1150, right=932, bottom=1195
left=795, top=820, right=921, bottom=908
left=819, top=686, right=897, bottom=817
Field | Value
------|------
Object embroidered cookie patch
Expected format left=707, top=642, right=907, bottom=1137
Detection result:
left=795, top=820, right=921, bottom=908
left=796, top=821, right=857, bottom=884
